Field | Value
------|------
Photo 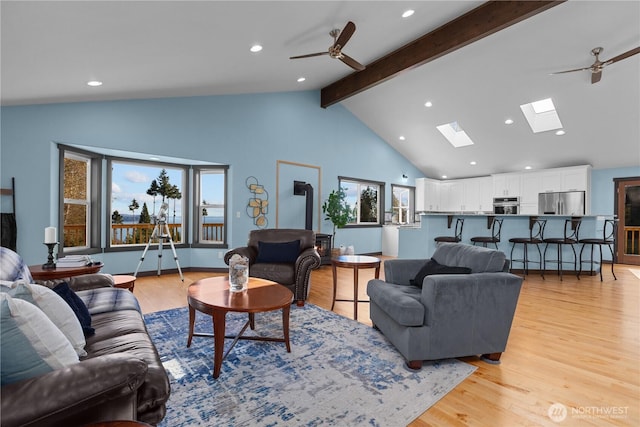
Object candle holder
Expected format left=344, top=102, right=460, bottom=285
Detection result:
left=42, top=242, right=58, bottom=269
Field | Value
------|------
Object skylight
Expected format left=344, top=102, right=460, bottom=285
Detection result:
left=520, top=97, right=563, bottom=133
left=436, top=121, right=475, bottom=147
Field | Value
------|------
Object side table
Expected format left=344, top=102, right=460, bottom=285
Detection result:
left=29, top=263, right=103, bottom=281
left=113, top=275, right=136, bottom=292
left=331, top=255, right=381, bottom=320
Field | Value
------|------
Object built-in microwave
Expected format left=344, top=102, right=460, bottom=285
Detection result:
left=493, top=197, right=520, bottom=214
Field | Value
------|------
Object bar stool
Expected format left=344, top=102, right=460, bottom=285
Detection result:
left=578, top=218, right=617, bottom=281
left=434, top=217, right=464, bottom=243
left=543, top=217, right=582, bottom=281
left=470, top=218, right=503, bottom=249
left=508, top=218, right=546, bottom=278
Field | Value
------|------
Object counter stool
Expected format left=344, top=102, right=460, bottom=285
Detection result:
left=508, top=218, right=546, bottom=278
left=543, top=217, right=581, bottom=281
left=471, top=218, right=503, bottom=249
left=578, top=218, right=617, bottom=281
left=434, top=217, right=464, bottom=243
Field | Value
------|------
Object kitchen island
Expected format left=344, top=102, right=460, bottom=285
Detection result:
left=399, top=213, right=613, bottom=273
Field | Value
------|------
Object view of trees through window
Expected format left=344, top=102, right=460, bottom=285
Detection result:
left=60, top=146, right=227, bottom=253
left=111, top=162, right=184, bottom=246
left=339, top=177, right=384, bottom=225
left=63, top=155, right=89, bottom=248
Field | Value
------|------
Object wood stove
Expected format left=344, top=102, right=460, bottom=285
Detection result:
left=315, top=233, right=332, bottom=265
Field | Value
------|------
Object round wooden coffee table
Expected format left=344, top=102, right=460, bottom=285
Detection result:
left=187, top=276, right=293, bottom=379
left=331, top=255, right=381, bottom=320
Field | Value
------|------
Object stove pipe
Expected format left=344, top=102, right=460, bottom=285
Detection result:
left=293, top=181, right=314, bottom=230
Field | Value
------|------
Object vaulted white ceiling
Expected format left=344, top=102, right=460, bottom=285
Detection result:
left=2, top=1, right=639, bottom=179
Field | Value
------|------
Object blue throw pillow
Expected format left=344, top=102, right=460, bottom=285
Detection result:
left=410, top=259, right=472, bottom=288
left=255, top=240, right=300, bottom=264
left=52, top=282, right=95, bottom=337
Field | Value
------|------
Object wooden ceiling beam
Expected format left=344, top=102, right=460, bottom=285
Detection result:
left=320, top=0, right=565, bottom=108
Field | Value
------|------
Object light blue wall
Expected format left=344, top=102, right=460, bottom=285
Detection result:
left=591, top=166, right=640, bottom=215
left=0, top=90, right=425, bottom=272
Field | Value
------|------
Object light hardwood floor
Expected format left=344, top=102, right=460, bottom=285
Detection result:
left=132, top=261, right=640, bottom=426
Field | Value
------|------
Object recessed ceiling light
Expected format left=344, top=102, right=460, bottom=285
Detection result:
left=525, top=166, right=532, bottom=170
left=149, top=157, right=160, bottom=161
left=442, top=175, right=448, bottom=179
left=402, top=9, right=415, bottom=18
left=555, top=130, right=566, bottom=135
left=399, top=136, right=406, bottom=141
left=504, top=118, right=514, bottom=125
left=87, top=80, right=102, bottom=87
left=297, top=77, right=306, bottom=83
left=424, top=101, right=433, bottom=107
left=250, top=44, right=263, bottom=53
left=470, top=161, right=477, bottom=165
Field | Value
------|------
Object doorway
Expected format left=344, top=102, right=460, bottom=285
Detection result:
left=615, top=177, right=640, bottom=265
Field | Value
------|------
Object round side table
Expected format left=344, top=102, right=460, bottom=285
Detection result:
left=113, top=275, right=136, bottom=292
left=331, top=255, right=381, bottom=320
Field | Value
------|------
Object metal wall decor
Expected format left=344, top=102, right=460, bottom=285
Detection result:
left=246, top=176, right=269, bottom=228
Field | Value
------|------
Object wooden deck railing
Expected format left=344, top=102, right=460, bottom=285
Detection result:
left=63, top=223, right=224, bottom=247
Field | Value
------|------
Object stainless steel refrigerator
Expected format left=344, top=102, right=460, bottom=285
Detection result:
left=538, top=191, right=585, bottom=215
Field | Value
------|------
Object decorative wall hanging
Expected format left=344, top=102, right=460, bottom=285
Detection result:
left=245, top=176, right=269, bottom=228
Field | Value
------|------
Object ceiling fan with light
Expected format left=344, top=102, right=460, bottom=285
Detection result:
left=551, top=46, right=640, bottom=84
left=290, top=21, right=365, bottom=71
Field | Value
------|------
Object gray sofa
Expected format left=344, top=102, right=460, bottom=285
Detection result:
left=224, top=228, right=321, bottom=306
left=367, top=243, right=523, bottom=369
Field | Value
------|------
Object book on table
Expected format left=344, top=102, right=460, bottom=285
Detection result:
left=56, top=255, right=93, bottom=267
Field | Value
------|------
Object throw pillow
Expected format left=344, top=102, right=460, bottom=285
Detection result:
left=52, top=282, right=95, bottom=337
left=410, top=259, right=472, bottom=288
left=2, top=281, right=87, bottom=357
left=255, top=240, right=300, bottom=264
left=1, top=294, right=79, bottom=386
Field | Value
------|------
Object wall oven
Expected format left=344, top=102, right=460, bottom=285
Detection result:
left=493, top=197, right=520, bottom=214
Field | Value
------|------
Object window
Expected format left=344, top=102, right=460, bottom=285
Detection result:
left=339, top=176, right=385, bottom=226
left=60, top=148, right=101, bottom=253
left=59, top=144, right=227, bottom=253
left=109, top=160, right=186, bottom=247
left=391, top=184, right=415, bottom=224
left=193, top=166, right=228, bottom=246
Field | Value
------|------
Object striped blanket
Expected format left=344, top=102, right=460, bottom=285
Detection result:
left=77, top=287, right=141, bottom=315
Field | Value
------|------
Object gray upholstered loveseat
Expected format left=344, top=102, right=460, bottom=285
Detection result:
left=367, top=243, right=523, bottom=369
left=224, top=228, right=321, bottom=306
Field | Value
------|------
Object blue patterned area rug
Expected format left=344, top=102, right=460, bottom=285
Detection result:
left=145, top=304, right=476, bottom=427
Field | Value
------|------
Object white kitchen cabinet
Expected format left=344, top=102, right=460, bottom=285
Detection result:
left=442, top=180, right=464, bottom=211
left=478, top=176, right=494, bottom=211
left=521, top=172, right=542, bottom=204
left=425, top=179, right=441, bottom=211
left=415, top=178, right=441, bottom=211
left=462, top=178, right=480, bottom=212
left=493, top=173, right=521, bottom=197
left=382, top=225, right=399, bottom=257
left=539, top=170, right=562, bottom=193
left=415, top=178, right=426, bottom=211
left=561, top=166, right=590, bottom=191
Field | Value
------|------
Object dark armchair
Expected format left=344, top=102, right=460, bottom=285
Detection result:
left=224, top=229, right=321, bottom=306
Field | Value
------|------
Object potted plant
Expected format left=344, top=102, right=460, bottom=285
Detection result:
left=322, top=188, right=352, bottom=254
